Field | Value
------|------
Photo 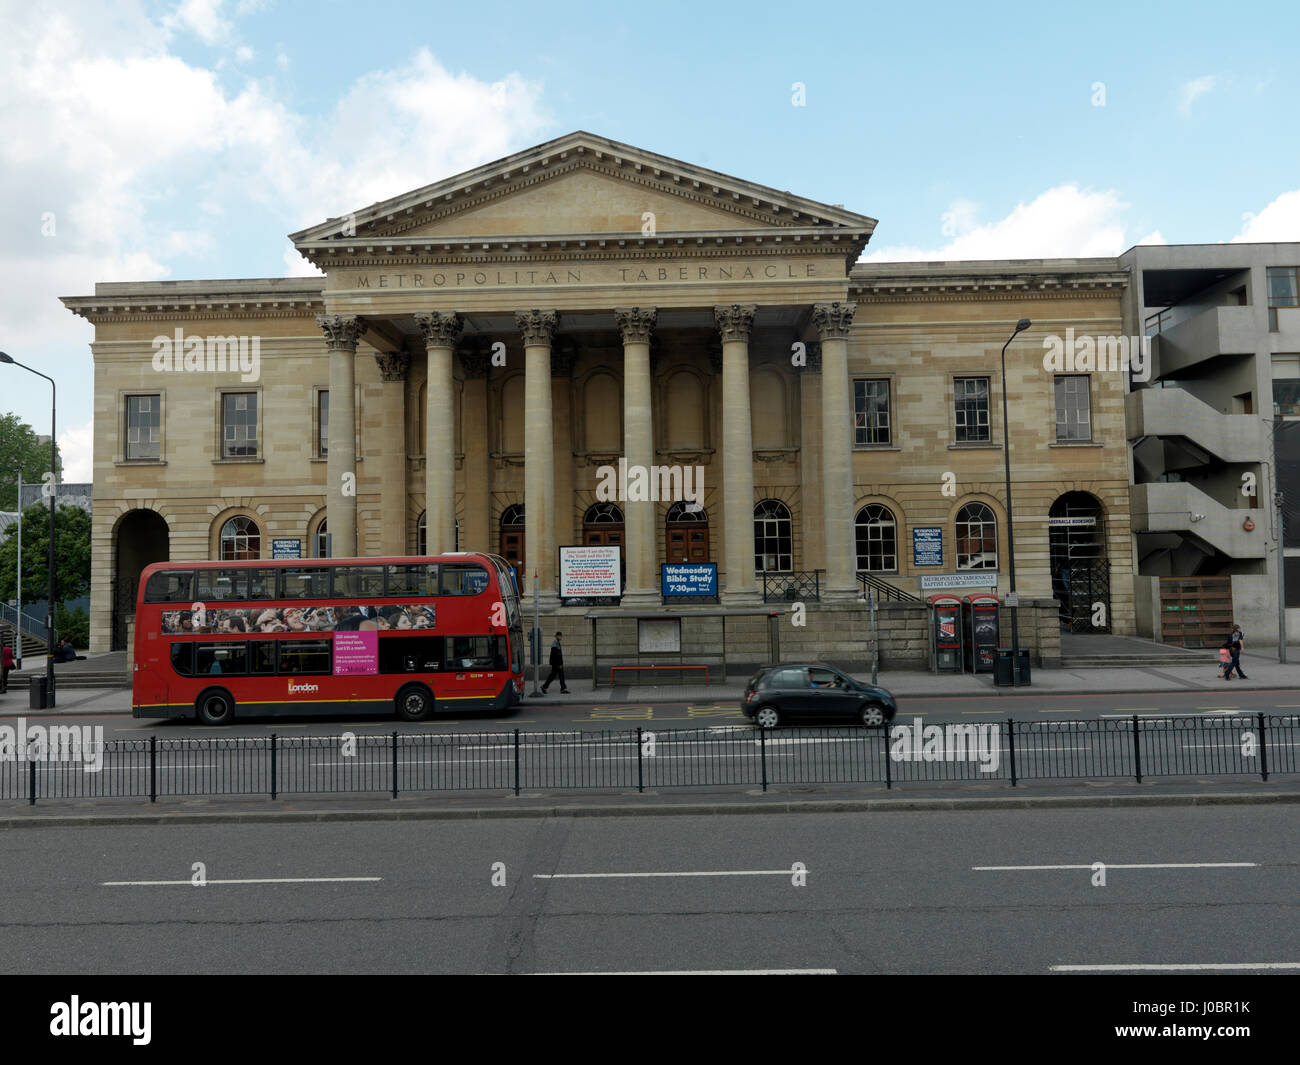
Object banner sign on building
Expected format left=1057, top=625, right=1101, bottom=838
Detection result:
left=912, top=527, right=943, bottom=567
left=1046, top=516, right=1097, bottom=527
left=661, top=563, right=717, bottom=597
left=919, top=572, right=1000, bottom=590
left=272, top=538, right=302, bottom=559
left=559, top=545, right=622, bottom=600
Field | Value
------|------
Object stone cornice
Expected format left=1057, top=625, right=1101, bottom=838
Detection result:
left=297, top=229, right=868, bottom=271
left=61, top=287, right=325, bottom=323
left=849, top=267, right=1128, bottom=302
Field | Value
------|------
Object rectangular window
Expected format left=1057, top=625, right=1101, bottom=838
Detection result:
left=222, top=392, right=258, bottom=458
left=378, top=634, right=444, bottom=674
left=145, top=570, right=194, bottom=603
left=318, top=390, right=329, bottom=457
left=1054, top=375, right=1093, bottom=441
left=125, top=395, right=161, bottom=460
left=277, top=639, right=331, bottom=674
left=1267, top=267, right=1299, bottom=331
left=332, top=565, right=385, bottom=598
left=250, top=642, right=276, bottom=674
left=441, top=564, right=490, bottom=596
left=195, top=642, right=248, bottom=676
left=196, top=569, right=248, bottom=602
left=386, top=564, right=438, bottom=597
left=277, top=567, right=331, bottom=599
left=954, top=377, right=991, bottom=442
left=853, top=379, right=891, bottom=445
left=444, top=635, right=505, bottom=670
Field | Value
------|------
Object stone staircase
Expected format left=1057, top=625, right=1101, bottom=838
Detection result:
left=1, top=622, right=47, bottom=660
left=1058, top=633, right=1218, bottom=669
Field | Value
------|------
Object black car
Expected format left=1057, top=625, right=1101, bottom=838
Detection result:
left=742, top=663, right=898, bottom=729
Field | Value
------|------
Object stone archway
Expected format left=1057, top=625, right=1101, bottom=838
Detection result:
left=113, top=509, right=169, bottom=651
left=1049, top=491, right=1110, bottom=632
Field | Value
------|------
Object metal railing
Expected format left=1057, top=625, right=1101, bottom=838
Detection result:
left=1, top=714, right=1294, bottom=804
left=857, top=572, right=922, bottom=603
left=761, top=570, right=822, bottom=603
left=0, top=603, right=48, bottom=641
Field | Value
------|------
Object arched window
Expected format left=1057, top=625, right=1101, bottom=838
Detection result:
left=955, top=503, right=997, bottom=570
left=855, top=504, right=897, bottom=572
left=666, top=502, right=709, bottom=564
left=219, top=515, right=261, bottom=561
left=754, top=500, right=792, bottom=573
left=583, top=503, right=624, bottom=548
left=313, top=518, right=329, bottom=558
left=499, top=504, right=524, bottom=566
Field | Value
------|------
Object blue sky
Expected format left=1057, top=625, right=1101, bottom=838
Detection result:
left=2, top=0, right=1298, bottom=479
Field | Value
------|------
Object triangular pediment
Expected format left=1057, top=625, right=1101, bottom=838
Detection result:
left=290, top=131, right=876, bottom=251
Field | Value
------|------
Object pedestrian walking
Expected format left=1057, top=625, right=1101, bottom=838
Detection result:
left=1, top=642, right=13, bottom=693
left=1217, top=643, right=1231, bottom=680
left=1228, top=623, right=1247, bottom=680
left=541, top=631, right=570, bottom=694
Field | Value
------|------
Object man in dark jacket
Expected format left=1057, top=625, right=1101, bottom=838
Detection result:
left=1226, top=624, right=1248, bottom=680
left=541, top=631, right=570, bottom=694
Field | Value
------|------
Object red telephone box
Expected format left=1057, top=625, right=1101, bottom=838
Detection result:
left=929, top=594, right=964, bottom=672
left=964, top=594, right=1001, bottom=672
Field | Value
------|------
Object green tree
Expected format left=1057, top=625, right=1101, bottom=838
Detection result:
left=0, top=503, right=90, bottom=605
left=0, top=412, right=63, bottom=511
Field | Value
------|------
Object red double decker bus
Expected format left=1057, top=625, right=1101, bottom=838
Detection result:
left=132, top=553, right=523, bottom=724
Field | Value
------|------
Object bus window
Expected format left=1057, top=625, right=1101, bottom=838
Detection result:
left=279, top=567, right=330, bottom=599
left=196, top=643, right=248, bottom=675
left=170, top=642, right=194, bottom=676
left=378, top=634, right=443, bottom=674
left=386, top=564, right=437, bottom=597
left=446, top=635, right=496, bottom=669
left=245, top=569, right=276, bottom=600
left=333, top=566, right=385, bottom=598
left=277, top=639, right=331, bottom=674
left=441, top=564, right=489, bottom=596
left=197, top=569, right=246, bottom=602
left=250, top=642, right=276, bottom=674
left=146, top=571, right=194, bottom=603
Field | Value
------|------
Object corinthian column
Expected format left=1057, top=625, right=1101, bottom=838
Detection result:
left=414, top=311, right=463, bottom=555
left=516, top=309, right=559, bottom=605
left=616, top=307, right=658, bottom=603
left=714, top=304, right=758, bottom=602
left=374, top=348, right=411, bottom=556
left=813, top=301, right=858, bottom=598
left=317, top=313, right=364, bottom=557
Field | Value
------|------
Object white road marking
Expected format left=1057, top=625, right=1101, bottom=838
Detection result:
left=1051, top=962, right=1300, bottom=972
left=102, top=876, right=383, bottom=886
left=533, top=968, right=836, bottom=975
left=534, top=869, right=805, bottom=879
left=974, top=862, right=1256, bottom=871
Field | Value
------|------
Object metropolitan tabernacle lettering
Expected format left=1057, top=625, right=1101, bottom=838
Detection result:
left=341, top=260, right=821, bottom=291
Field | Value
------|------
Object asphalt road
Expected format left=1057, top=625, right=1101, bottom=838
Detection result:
left=1, top=805, right=1294, bottom=975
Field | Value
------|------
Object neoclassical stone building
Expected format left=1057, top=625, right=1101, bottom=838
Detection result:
left=64, top=132, right=1136, bottom=657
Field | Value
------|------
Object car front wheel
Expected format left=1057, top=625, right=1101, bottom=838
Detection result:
left=755, top=705, right=781, bottom=729
left=860, top=703, right=887, bottom=728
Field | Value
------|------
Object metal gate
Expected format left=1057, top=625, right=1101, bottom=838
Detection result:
left=110, top=576, right=137, bottom=652
left=1056, top=559, right=1111, bottom=633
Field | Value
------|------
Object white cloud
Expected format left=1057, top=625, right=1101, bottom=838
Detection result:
left=162, top=0, right=232, bottom=45
left=1233, top=189, right=1300, bottom=242
left=235, top=44, right=254, bottom=63
left=864, top=185, right=1138, bottom=262
left=58, top=419, right=95, bottom=483
left=283, top=245, right=324, bottom=278
left=1179, top=75, right=1216, bottom=115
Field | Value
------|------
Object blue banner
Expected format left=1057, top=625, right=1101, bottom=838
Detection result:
left=661, top=563, right=718, bottom=597
left=271, top=538, right=302, bottom=559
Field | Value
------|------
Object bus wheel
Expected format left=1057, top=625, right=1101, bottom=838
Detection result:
left=196, top=689, right=235, bottom=726
left=396, top=685, right=433, bottom=722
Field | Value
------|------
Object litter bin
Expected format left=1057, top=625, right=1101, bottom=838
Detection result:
left=29, top=675, right=47, bottom=710
left=993, top=649, right=1014, bottom=687
left=993, top=649, right=1033, bottom=687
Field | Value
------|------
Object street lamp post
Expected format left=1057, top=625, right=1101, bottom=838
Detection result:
left=0, top=353, right=56, bottom=707
left=1000, top=319, right=1032, bottom=687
